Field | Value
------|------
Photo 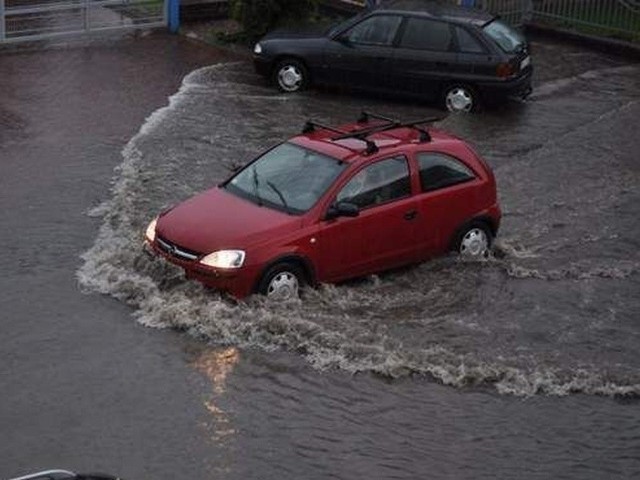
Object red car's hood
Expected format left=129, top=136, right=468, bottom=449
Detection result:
left=156, top=187, right=301, bottom=254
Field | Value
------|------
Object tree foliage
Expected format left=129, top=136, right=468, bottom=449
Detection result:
left=230, top=0, right=319, bottom=38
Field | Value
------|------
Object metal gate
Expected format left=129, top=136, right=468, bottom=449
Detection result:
left=0, top=0, right=167, bottom=43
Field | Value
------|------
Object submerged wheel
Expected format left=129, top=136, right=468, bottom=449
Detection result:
left=273, top=58, right=309, bottom=93
left=443, top=84, right=478, bottom=113
left=455, top=222, right=492, bottom=258
left=259, top=262, right=305, bottom=300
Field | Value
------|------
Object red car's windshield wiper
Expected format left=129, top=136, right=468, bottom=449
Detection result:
left=267, top=180, right=290, bottom=211
left=252, top=165, right=264, bottom=206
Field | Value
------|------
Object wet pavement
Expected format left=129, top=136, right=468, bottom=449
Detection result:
left=2, top=29, right=640, bottom=480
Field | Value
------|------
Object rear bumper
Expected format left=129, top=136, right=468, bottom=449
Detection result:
left=478, top=68, right=533, bottom=101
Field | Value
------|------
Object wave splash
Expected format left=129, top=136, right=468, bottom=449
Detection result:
left=78, top=63, right=640, bottom=398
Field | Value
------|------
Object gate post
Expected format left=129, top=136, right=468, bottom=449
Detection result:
left=168, top=0, right=179, bottom=33
left=0, top=0, right=5, bottom=41
left=83, top=0, right=90, bottom=31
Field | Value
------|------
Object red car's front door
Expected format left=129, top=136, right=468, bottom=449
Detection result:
left=315, top=156, right=420, bottom=282
left=317, top=197, right=420, bottom=282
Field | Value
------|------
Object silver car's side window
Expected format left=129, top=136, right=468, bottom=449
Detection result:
left=455, top=26, right=487, bottom=54
left=398, top=17, right=453, bottom=52
left=346, top=15, right=403, bottom=46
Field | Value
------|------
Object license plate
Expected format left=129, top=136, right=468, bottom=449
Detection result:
left=520, top=56, right=531, bottom=70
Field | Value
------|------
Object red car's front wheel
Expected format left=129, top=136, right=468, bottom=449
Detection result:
left=258, top=262, right=305, bottom=300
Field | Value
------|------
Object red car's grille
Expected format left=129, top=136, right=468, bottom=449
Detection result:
left=156, top=235, right=201, bottom=262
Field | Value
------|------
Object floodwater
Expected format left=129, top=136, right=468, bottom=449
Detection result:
left=3, top=33, right=640, bottom=479
left=78, top=38, right=640, bottom=478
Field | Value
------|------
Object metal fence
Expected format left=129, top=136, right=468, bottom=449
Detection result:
left=475, top=0, right=530, bottom=25
left=337, top=0, right=640, bottom=40
left=479, top=0, right=640, bottom=39
left=4, top=0, right=635, bottom=44
left=0, top=0, right=166, bottom=43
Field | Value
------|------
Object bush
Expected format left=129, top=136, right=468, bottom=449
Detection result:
left=230, top=0, right=319, bottom=38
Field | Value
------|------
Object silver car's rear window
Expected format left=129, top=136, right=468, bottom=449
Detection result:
left=483, top=19, right=525, bottom=53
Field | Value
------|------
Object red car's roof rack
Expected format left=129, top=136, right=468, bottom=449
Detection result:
left=303, top=120, right=379, bottom=155
left=302, top=112, right=445, bottom=156
left=354, top=111, right=446, bottom=143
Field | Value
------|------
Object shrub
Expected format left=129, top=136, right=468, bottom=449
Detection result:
left=230, top=0, right=319, bottom=38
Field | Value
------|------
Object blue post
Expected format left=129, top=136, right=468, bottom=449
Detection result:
left=460, top=0, right=475, bottom=7
left=168, top=0, right=179, bottom=33
left=0, top=0, right=5, bottom=41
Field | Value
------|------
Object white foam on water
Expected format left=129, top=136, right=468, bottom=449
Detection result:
left=506, top=260, right=640, bottom=281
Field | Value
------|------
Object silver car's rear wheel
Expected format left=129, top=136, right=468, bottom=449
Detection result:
left=444, top=85, right=477, bottom=113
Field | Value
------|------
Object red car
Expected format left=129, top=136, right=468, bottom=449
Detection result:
left=144, top=113, right=500, bottom=300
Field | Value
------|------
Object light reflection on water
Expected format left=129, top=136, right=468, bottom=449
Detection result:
left=193, top=347, right=240, bottom=442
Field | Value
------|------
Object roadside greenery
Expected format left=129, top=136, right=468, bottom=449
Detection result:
left=229, top=0, right=320, bottom=40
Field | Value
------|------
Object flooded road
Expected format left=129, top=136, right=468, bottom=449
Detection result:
left=0, top=33, right=238, bottom=479
left=3, top=32, right=640, bottom=479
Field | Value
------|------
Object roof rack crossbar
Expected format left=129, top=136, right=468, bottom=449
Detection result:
left=340, top=111, right=446, bottom=143
left=358, top=111, right=397, bottom=124
left=359, top=111, right=445, bottom=129
left=303, top=120, right=379, bottom=156
left=302, top=121, right=348, bottom=136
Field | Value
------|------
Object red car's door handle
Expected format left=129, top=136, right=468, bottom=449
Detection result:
left=404, top=210, right=418, bottom=221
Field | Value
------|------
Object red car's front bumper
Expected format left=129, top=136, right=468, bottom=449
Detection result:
left=145, top=240, right=257, bottom=299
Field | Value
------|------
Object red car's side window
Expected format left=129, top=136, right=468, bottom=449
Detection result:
left=416, top=152, right=476, bottom=193
left=336, top=156, right=411, bottom=209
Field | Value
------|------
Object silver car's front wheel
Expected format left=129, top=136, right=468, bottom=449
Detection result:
left=274, top=59, right=308, bottom=93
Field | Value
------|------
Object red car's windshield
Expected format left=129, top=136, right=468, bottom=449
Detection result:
left=224, top=143, right=346, bottom=214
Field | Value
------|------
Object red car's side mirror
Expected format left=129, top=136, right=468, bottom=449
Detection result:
left=325, top=201, right=360, bottom=220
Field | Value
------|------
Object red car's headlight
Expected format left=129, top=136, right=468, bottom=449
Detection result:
left=145, top=217, right=158, bottom=243
left=200, top=250, right=246, bottom=269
